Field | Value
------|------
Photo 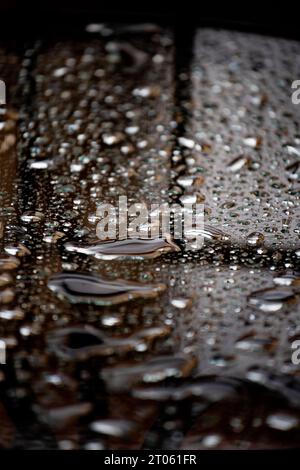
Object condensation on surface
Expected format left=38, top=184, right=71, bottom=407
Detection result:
left=187, top=29, right=300, bottom=250
left=0, top=27, right=300, bottom=449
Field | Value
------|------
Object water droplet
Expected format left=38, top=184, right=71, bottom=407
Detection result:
left=273, top=273, right=300, bottom=288
left=53, top=67, right=68, bottom=78
left=0, top=256, right=20, bottom=271
left=43, top=231, right=66, bottom=244
left=65, top=236, right=180, bottom=260
left=286, top=145, right=300, bottom=157
left=285, top=161, right=299, bottom=180
left=101, top=355, right=197, bottom=391
left=200, top=225, right=230, bottom=242
left=178, top=137, right=195, bottom=149
left=20, top=211, right=44, bottom=223
left=85, top=23, right=106, bottom=33
left=120, top=143, right=135, bottom=155
left=125, top=125, right=139, bottom=135
left=132, top=86, right=160, bottom=98
left=39, top=403, right=92, bottom=430
left=220, top=201, right=235, bottom=209
left=90, top=419, right=137, bottom=437
left=170, top=298, right=192, bottom=309
left=248, top=287, right=297, bottom=312
left=0, top=289, right=14, bottom=304
left=0, top=308, right=24, bottom=320
left=101, top=313, right=122, bottom=327
left=4, top=243, right=31, bottom=257
left=235, top=333, right=277, bottom=352
left=266, top=413, right=298, bottom=431
left=28, top=158, right=57, bottom=170
left=176, top=176, right=195, bottom=188
left=47, top=325, right=170, bottom=361
left=180, top=194, right=197, bottom=204
left=228, top=155, right=250, bottom=172
left=243, top=137, right=261, bottom=148
left=132, top=377, right=238, bottom=402
left=102, top=132, right=125, bottom=146
left=84, top=442, right=104, bottom=450
left=0, top=273, right=13, bottom=287
left=202, top=434, right=222, bottom=448
left=0, top=134, right=16, bottom=154
left=246, top=232, right=265, bottom=247
left=47, top=326, right=108, bottom=360
left=48, top=272, right=166, bottom=305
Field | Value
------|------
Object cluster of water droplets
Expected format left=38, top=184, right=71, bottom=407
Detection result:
left=0, top=26, right=300, bottom=449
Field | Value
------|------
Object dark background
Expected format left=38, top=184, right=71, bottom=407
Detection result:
left=0, top=0, right=300, bottom=41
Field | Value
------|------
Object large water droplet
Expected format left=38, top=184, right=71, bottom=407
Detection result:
left=65, top=236, right=180, bottom=260
left=101, top=355, right=197, bottom=391
left=285, top=161, right=300, bottom=181
left=248, top=287, right=297, bottom=312
left=273, top=273, right=300, bottom=288
left=47, top=325, right=170, bottom=360
left=0, top=256, right=20, bottom=271
left=0, top=273, right=13, bottom=287
left=246, top=232, right=265, bottom=247
left=4, top=243, right=31, bottom=257
left=48, top=272, right=166, bottom=305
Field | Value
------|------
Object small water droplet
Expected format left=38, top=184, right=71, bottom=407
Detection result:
left=228, top=155, right=250, bottom=172
left=90, top=419, right=137, bottom=437
left=20, top=211, right=44, bottom=223
left=286, top=145, right=300, bottom=157
left=176, top=176, right=195, bottom=188
left=43, top=231, right=66, bottom=244
left=202, top=434, right=222, bottom=448
left=170, top=298, right=192, bottom=309
left=125, top=125, right=139, bottom=135
left=178, top=137, right=195, bottom=149
left=53, top=67, right=68, bottom=78
left=243, top=137, right=261, bottom=148
left=132, top=85, right=160, bottom=98
left=28, top=158, right=59, bottom=170
left=102, top=132, right=125, bottom=146
left=266, top=413, right=298, bottom=431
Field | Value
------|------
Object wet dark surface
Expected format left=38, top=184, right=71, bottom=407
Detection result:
left=0, top=24, right=300, bottom=449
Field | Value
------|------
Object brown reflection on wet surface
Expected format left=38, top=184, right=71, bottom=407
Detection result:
left=0, top=27, right=300, bottom=449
